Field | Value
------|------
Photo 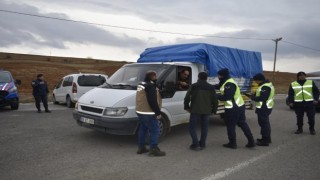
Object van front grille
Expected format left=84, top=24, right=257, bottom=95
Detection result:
left=80, top=105, right=103, bottom=114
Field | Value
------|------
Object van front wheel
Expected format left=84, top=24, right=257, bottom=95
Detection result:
left=158, top=114, right=169, bottom=138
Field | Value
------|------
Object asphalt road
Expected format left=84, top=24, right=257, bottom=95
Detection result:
left=1, top=96, right=320, bottom=180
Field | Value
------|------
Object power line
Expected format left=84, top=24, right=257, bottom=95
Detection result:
left=0, top=9, right=271, bottom=41
left=282, top=40, right=320, bottom=52
left=1, top=8, right=320, bottom=53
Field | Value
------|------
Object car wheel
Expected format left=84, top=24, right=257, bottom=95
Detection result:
left=53, top=94, right=59, bottom=104
left=66, top=96, right=75, bottom=108
left=11, top=102, right=19, bottom=110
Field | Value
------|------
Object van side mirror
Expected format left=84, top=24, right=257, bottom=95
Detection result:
left=15, top=79, right=21, bottom=85
left=160, top=81, right=176, bottom=98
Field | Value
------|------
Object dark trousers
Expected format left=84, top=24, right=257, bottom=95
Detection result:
left=256, top=108, right=272, bottom=139
left=294, top=103, right=315, bottom=130
left=225, top=105, right=254, bottom=143
left=137, top=114, right=159, bottom=149
left=188, top=113, right=209, bottom=147
left=34, top=95, right=49, bottom=111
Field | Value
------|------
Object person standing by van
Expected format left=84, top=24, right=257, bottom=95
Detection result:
left=136, top=71, right=165, bottom=156
left=248, top=73, right=275, bottom=146
left=31, top=74, right=51, bottom=113
left=217, top=68, right=255, bottom=149
left=184, top=72, right=218, bottom=150
left=288, top=71, right=319, bottom=135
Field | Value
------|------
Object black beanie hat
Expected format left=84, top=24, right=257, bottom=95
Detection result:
left=296, top=71, right=306, bottom=77
left=253, top=73, right=265, bottom=81
left=217, top=68, right=229, bottom=77
left=37, top=74, right=43, bottom=78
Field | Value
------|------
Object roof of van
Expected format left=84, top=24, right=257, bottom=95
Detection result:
left=137, top=43, right=262, bottom=78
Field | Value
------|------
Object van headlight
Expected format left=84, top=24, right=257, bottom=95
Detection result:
left=103, top=107, right=128, bottom=116
left=75, top=102, right=79, bottom=110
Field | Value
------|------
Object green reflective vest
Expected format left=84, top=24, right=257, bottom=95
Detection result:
left=220, top=78, right=244, bottom=108
left=291, top=80, right=314, bottom=102
left=256, top=82, right=275, bottom=109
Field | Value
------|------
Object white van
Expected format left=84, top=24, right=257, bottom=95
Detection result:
left=73, top=43, right=263, bottom=137
left=53, top=73, right=108, bottom=108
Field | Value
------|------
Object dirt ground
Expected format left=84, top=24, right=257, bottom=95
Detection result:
left=1, top=52, right=299, bottom=103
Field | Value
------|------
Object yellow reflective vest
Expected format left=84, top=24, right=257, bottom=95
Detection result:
left=220, top=78, right=244, bottom=108
left=256, top=82, right=275, bottom=109
left=291, top=80, right=314, bottom=102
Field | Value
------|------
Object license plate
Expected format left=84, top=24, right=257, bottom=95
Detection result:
left=80, top=117, right=94, bottom=125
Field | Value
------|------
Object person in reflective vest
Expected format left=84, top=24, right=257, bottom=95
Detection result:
left=248, top=73, right=275, bottom=146
left=288, top=71, right=319, bottom=135
left=216, top=68, right=255, bottom=149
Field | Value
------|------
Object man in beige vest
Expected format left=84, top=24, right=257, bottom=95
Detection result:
left=136, top=71, right=165, bottom=156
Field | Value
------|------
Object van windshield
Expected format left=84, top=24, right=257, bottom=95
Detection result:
left=105, top=64, right=170, bottom=89
left=0, top=72, right=12, bottom=83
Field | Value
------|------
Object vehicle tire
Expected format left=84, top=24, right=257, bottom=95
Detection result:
left=11, top=102, right=19, bottom=110
left=220, top=113, right=227, bottom=125
left=66, top=96, right=75, bottom=108
left=158, top=114, right=169, bottom=139
left=53, top=94, right=59, bottom=104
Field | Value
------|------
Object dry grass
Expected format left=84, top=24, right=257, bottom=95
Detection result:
left=1, top=52, right=299, bottom=103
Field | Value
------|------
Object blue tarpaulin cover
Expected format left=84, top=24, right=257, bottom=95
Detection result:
left=137, top=43, right=262, bottom=78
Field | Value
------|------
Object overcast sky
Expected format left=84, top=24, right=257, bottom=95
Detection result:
left=1, top=0, right=320, bottom=73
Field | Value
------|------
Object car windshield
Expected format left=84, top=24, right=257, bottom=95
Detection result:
left=103, top=64, right=170, bottom=89
left=0, top=72, right=11, bottom=83
left=77, top=75, right=106, bottom=86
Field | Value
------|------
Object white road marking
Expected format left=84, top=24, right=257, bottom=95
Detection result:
left=201, top=146, right=282, bottom=180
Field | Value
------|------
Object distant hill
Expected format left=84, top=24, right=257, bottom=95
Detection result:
left=0, top=52, right=296, bottom=102
left=309, top=71, right=320, bottom=76
left=0, top=52, right=126, bottom=102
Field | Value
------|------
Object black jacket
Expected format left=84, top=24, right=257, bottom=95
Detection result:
left=184, top=79, right=218, bottom=114
left=144, top=81, right=161, bottom=116
left=31, top=79, right=49, bottom=96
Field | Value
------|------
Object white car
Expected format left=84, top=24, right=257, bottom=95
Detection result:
left=53, top=73, right=108, bottom=108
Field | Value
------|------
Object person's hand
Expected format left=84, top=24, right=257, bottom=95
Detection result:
left=289, top=103, right=294, bottom=107
left=156, top=114, right=162, bottom=120
left=313, top=100, right=318, bottom=105
left=180, top=81, right=188, bottom=86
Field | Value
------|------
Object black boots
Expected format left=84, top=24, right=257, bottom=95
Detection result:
left=295, top=129, right=303, bottom=134
left=223, top=140, right=237, bottom=149
left=137, top=146, right=149, bottom=154
left=149, top=147, right=166, bottom=157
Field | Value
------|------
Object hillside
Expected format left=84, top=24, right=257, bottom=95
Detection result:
left=1, top=52, right=299, bottom=103
left=0, top=52, right=126, bottom=102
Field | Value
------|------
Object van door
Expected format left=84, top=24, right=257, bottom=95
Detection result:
left=160, top=66, right=192, bottom=126
left=54, top=78, right=64, bottom=102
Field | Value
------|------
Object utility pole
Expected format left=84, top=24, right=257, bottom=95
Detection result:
left=272, top=37, right=282, bottom=82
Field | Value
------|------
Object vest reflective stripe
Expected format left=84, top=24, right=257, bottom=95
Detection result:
left=256, top=82, right=275, bottom=109
left=291, top=80, right=314, bottom=102
left=220, top=78, right=244, bottom=108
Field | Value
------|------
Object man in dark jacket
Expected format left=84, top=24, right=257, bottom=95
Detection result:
left=31, top=74, right=51, bottom=113
left=216, top=68, right=255, bottom=149
left=184, top=72, right=218, bottom=150
left=249, top=73, right=275, bottom=146
left=288, top=71, right=319, bottom=135
left=136, top=71, right=165, bottom=156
